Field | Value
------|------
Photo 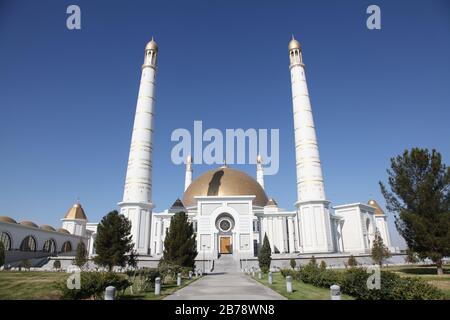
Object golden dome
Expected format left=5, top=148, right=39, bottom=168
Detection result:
left=145, top=38, right=158, bottom=52
left=40, top=225, right=56, bottom=231
left=368, top=199, right=385, bottom=216
left=64, top=203, right=87, bottom=220
left=57, top=228, right=71, bottom=235
left=20, top=220, right=39, bottom=228
left=0, top=216, right=17, bottom=224
left=288, top=35, right=301, bottom=51
left=183, top=167, right=269, bottom=207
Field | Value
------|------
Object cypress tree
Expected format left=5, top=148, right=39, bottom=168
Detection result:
left=94, top=210, right=135, bottom=271
left=161, top=211, right=197, bottom=268
left=0, top=241, right=5, bottom=268
left=74, top=241, right=88, bottom=269
left=258, top=233, right=272, bottom=273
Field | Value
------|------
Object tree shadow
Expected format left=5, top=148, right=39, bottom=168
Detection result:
left=207, top=170, right=224, bottom=196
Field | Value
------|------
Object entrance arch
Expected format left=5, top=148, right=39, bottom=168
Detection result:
left=215, top=213, right=235, bottom=254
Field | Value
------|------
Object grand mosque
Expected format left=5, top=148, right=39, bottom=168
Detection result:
left=0, top=37, right=393, bottom=269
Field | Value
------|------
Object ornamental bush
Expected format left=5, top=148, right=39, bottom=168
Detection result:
left=296, top=264, right=444, bottom=300
left=59, top=272, right=131, bottom=300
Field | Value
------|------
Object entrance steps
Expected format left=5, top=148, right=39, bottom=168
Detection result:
left=212, top=254, right=240, bottom=274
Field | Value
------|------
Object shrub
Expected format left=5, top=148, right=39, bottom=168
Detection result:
left=290, top=258, right=296, bottom=270
left=280, top=268, right=297, bottom=279
left=21, top=259, right=31, bottom=270
left=158, top=261, right=183, bottom=283
left=127, top=268, right=160, bottom=293
left=59, top=272, right=131, bottom=300
left=298, top=264, right=445, bottom=300
left=53, top=260, right=61, bottom=270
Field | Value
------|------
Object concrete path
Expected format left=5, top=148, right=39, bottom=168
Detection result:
left=164, top=256, right=286, bottom=300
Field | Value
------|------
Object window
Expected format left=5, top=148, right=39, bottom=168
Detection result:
left=253, top=220, right=260, bottom=232
left=193, top=221, right=198, bottom=233
left=219, top=219, right=231, bottom=232
left=0, top=232, right=11, bottom=251
left=20, top=236, right=36, bottom=252
left=61, top=241, right=72, bottom=253
left=43, top=239, right=56, bottom=253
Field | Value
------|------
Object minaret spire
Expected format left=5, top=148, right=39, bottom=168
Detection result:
left=256, top=154, right=264, bottom=189
left=184, top=155, right=193, bottom=191
left=118, top=38, right=158, bottom=255
left=288, top=36, right=333, bottom=253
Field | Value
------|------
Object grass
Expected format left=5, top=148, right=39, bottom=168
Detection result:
left=0, top=271, right=67, bottom=300
left=382, top=264, right=450, bottom=298
left=0, top=271, right=198, bottom=300
left=254, top=272, right=354, bottom=300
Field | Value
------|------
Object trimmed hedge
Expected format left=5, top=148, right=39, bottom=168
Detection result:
left=279, top=263, right=444, bottom=300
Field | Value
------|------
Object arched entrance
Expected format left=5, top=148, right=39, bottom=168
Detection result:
left=216, top=213, right=234, bottom=254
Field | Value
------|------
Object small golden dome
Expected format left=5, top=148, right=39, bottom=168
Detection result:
left=64, top=203, right=87, bottom=220
left=20, top=220, right=39, bottom=228
left=368, top=199, right=385, bottom=216
left=183, top=167, right=269, bottom=207
left=288, top=35, right=301, bottom=51
left=266, top=198, right=278, bottom=207
left=57, top=228, right=71, bottom=235
left=0, top=216, right=17, bottom=224
left=40, top=225, right=56, bottom=231
left=145, top=38, right=158, bottom=52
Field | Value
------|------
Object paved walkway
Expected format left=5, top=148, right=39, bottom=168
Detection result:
left=164, top=256, right=285, bottom=300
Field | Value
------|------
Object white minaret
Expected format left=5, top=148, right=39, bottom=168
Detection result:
left=289, top=36, right=333, bottom=253
left=118, top=38, right=158, bottom=255
left=184, top=155, right=193, bottom=191
left=256, top=154, right=264, bottom=189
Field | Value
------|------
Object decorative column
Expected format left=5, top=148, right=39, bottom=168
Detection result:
left=256, top=155, right=264, bottom=189
left=184, top=155, right=193, bottom=191
left=287, top=216, right=296, bottom=253
left=118, top=38, right=158, bottom=255
left=288, top=36, right=333, bottom=253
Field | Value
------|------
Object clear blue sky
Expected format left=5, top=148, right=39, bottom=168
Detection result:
left=1, top=0, right=449, bottom=248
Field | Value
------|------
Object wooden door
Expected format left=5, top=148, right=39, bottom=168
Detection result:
left=220, top=237, right=232, bottom=254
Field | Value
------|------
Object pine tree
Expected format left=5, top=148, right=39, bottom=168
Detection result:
left=0, top=241, right=5, bottom=268
left=74, top=241, right=88, bottom=269
left=319, top=260, right=327, bottom=270
left=258, top=233, right=272, bottom=273
left=371, top=230, right=391, bottom=267
left=94, top=210, right=135, bottom=271
left=380, top=148, right=450, bottom=275
left=161, top=211, right=197, bottom=268
left=53, top=260, right=61, bottom=270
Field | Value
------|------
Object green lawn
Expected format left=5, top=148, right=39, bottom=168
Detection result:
left=382, top=265, right=450, bottom=298
left=254, top=272, right=354, bottom=300
left=0, top=271, right=198, bottom=300
left=0, top=271, right=67, bottom=300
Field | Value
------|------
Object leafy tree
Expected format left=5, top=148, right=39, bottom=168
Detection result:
left=161, top=211, right=197, bottom=268
left=347, top=255, right=358, bottom=267
left=94, top=210, right=135, bottom=271
left=380, top=148, right=450, bottom=275
left=371, top=231, right=391, bottom=267
left=258, top=233, right=272, bottom=273
left=290, top=258, right=296, bottom=270
left=53, top=260, right=61, bottom=270
left=0, top=241, right=5, bottom=268
left=74, top=242, right=88, bottom=269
